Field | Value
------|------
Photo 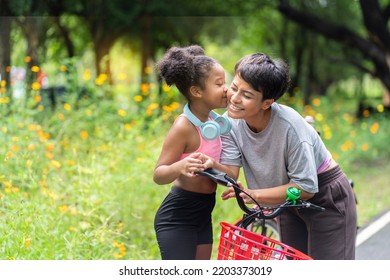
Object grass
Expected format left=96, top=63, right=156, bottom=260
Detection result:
left=0, top=82, right=389, bottom=260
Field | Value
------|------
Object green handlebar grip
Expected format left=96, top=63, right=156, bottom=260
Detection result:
left=286, top=187, right=301, bottom=204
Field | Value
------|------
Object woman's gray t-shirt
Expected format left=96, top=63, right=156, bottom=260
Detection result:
left=220, top=103, right=330, bottom=193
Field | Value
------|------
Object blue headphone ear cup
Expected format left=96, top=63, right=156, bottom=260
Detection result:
left=201, top=121, right=220, bottom=140
left=214, top=116, right=232, bottom=135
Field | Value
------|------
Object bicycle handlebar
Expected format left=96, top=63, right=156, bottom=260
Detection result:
left=196, top=168, right=325, bottom=220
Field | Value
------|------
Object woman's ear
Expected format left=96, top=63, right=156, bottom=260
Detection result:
left=262, top=99, right=274, bottom=110
left=189, top=86, right=202, bottom=98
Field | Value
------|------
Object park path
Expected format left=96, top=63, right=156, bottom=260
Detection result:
left=356, top=209, right=390, bottom=260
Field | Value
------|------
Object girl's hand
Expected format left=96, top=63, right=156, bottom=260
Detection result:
left=180, top=153, right=208, bottom=177
left=197, top=153, right=214, bottom=169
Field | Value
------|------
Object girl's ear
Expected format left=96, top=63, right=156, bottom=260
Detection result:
left=262, top=99, right=274, bottom=110
left=189, top=86, right=202, bottom=98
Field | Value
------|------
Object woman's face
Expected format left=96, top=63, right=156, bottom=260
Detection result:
left=227, top=74, right=266, bottom=120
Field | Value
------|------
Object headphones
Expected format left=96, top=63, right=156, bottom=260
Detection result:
left=183, top=103, right=232, bottom=140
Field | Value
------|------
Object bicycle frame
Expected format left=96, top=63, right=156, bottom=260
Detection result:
left=197, top=168, right=325, bottom=260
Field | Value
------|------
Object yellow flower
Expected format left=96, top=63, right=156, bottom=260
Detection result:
left=162, top=84, right=170, bottom=92
left=31, top=82, right=41, bottom=90
left=25, top=56, right=31, bottom=63
left=3, top=181, right=12, bottom=188
left=370, top=122, right=379, bottom=134
left=51, top=160, right=61, bottom=169
left=113, top=241, right=126, bottom=259
left=83, top=69, right=91, bottom=81
left=58, top=113, right=65, bottom=120
left=46, top=143, right=55, bottom=152
left=377, top=104, right=384, bottom=113
left=64, top=103, right=71, bottom=111
left=315, top=113, right=323, bottom=122
left=362, top=143, right=369, bottom=152
left=0, top=96, right=10, bottom=103
left=25, top=239, right=31, bottom=249
left=31, top=66, right=40, bottom=72
left=134, top=95, right=142, bottom=102
left=144, top=66, right=152, bottom=74
left=58, top=205, right=69, bottom=213
left=148, top=103, right=159, bottom=110
left=80, top=130, right=88, bottom=140
left=117, top=109, right=127, bottom=117
left=312, top=98, right=320, bottom=107
left=60, top=65, right=67, bottom=72
left=341, top=140, right=354, bottom=152
left=162, top=105, right=172, bottom=112
left=141, top=83, right=150, bottom=94
left=28, top=124, right=36, bottom=131
left=28, top=143, right=36, bottom=151
left=95, top=73, right=107, bottom=85
left=34, top=95, right=42, bottom=103
left=86, top=109, right=93, bottom=116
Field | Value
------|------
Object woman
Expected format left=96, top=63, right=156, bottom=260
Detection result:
left=212, top=52, right=357, bottom=260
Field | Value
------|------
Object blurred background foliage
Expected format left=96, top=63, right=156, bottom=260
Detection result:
left=0, top=0, right=389, bottom=259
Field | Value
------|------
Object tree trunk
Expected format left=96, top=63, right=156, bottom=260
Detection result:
left=17, top=17, right=41, bottom=90
left=140, top=15, right=152, bottom=86
left=0, top=17, right=12, bottom=90
left=53, top=16, right=75, bottom=58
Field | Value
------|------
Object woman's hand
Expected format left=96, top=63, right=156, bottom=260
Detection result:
left=221, top=181, right=258, bottom=204
left=221, top=181, right=245, bottom=200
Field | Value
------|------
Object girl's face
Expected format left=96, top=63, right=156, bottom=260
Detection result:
left=227, top=74, right=267, bottom=120
left=200, top=64, right=228, bottom=109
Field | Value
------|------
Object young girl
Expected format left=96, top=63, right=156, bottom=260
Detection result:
left=153, top=45, right=230, bottom=260
left=214, top=52, right=357, bottom=259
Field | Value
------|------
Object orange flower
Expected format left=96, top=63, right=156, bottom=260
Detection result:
left=370, top=122, right=379, bottom=134
left=80, top=131, right=88, bottom=140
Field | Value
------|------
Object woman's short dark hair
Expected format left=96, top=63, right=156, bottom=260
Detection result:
left=234, top=53, right=290, bottom=101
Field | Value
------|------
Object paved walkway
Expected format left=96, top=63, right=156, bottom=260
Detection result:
left=356, top=210, right=390, bottom=260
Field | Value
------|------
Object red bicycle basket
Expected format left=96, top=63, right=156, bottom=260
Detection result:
left=218, top=222, right=312, bottom=260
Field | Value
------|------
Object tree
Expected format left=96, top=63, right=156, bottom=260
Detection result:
left=278, top=0, right=390, bottom=108
left=0, top=0, right=13, bottom=90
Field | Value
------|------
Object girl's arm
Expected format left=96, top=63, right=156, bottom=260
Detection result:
left=153, top=117, right=207, bottom=185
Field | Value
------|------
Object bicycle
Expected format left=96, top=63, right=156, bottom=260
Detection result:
left=197, top=168, right=325, bottom=260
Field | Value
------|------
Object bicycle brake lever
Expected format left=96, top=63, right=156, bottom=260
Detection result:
left=301, top=201, right=325, bottom=211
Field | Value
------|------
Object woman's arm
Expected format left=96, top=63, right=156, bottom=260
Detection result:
left=221, top=181, right=315, bottom=205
